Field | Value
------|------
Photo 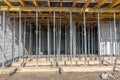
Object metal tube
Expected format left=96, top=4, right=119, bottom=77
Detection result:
left=2, top=11, right=5, bottom=67
left=58, top=17, right=61, bottom=60
left=97, top=11, right=101, bottom=65
left=36, top=11, right=38, bottom=67
left=39, top=25, right=41, bottom=58
left=29, top=22, right=32, bottom=58
left=53, top=11, right=56, bottom=61
left=12, top=17, right=15, bottom=62
left=19, top=11, right=22, bottom=61
left=83, top=12, right=87, bottom=65
left=113, top=12, right=117, bottom=65
left=70, top=11, right=73, bottom=64
left=47, top=18, right=50, bottom=61
left=23, top=18, right=26, bottom=62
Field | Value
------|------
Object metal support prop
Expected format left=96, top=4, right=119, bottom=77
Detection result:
left=23, top=18, right=26, bottom=62
left=53, top=11, right=56, bottom=61
left=113, top=12, right=117, bottom=65
left=65, top=23, right=67, bottom=58
left=83, top=12, right=87, bottom=65
left=19, top=11, right=22, bottom=61
left=12, top=17, right=15, bottom=62
left=97, top=11, right=101, bottom=65
left=58, top=17, right=61, bottom=59
left=47, top=18, right=50, bottom=61
left=2, top=11, right=5, bottom=67
left=109, top=21, right=113, bottom=62
left=39, top=25, right=41, bottom=58
left=36, top=11, right=38, bottom=67
left=29, top=22, right=32, bottom=58
left=70, top=11, right=73, bottom=64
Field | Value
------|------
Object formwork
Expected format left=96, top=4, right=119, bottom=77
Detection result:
left=0, top=0, right=120, bottom=73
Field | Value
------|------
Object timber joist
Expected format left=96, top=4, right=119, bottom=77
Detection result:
left=1, top=6, right=120, bottom=13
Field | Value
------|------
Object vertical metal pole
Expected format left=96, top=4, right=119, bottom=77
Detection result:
left=97, top=11, right=101, bottom=65
left=113, top=12, right=117, bottom=65
left=53, top=11, right=56, bottom=61
left=12, top=17, right=15, bottom=62
left=47, top=18, right=50, bottom=61
left=19, top=11, right=22, bottom=61
left=23, top=18, right=26, bottom=62
left=39, top=25, right=41, bottom=58
left=83, top=12, right=87, bottom=65
left=2, top=11, right=5, bottom=67
left=29, top=22, right=32, bottom=58
left=58, top=17, right=61, bottom=60
left=109, top=21, right=113, bottom=62
left=70, top=11, right=73, bottom=65
left=65, top=24, right=67, bottom=58
left=36, top=11, right=38, bottom=67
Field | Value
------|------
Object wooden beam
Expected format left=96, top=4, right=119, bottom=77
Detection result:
left=72, top=0, right=77, bottom=7
left=82, top=0, right=91, bottom=10
left=87, top=0, right=106, bottom=16
left=107, top=0, right=120, bottom=8
left=19, top=0, right=27, bottom=7
left=33, top=0, right=38, bottom=7
left=94, top=0, right=106, bottom=8
left=3, top=0, right=14, bottom=7
left=1, top=6, right=120, bottom=12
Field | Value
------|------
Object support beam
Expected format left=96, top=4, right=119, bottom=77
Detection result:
left=19, top=0, right=27, bottom=7
left=12, top=17, right=15, bottom=62
left=2, top=11, right=5, bottom=67
left=72, top=0, right=77, bottom=7
left=87, top=0, right=106, bottom=15
left=53, top=11, right=56, bottom=61
left=82, top=0, right=91, bottom=10
left=23, top=18, right=26, bottom=62
left=1, top=7, right=120, bottom=12
left=107, top=0, right=120, bottom=8
left=32, top=0, right=38, bottom=7
left=97, top=11, right=101, bottom=65
left=47, top=18, right=50, bottom=61
left=113, top=12, right=118, bottom=65
left=83, top=12, right=87, bottom=65
left=36, top=10, right=38, bottom=67
left=3, top=0, right=14, bottom=7
left=29, top=22, right=32, bottom=58
left=39, top=25, right=41, bottom=58
left=70, top=11, right=73, bottom=65
left=19, top=11, right=22, bottom=61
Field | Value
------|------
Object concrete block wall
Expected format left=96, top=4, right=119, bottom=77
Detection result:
left=100, top=21, right=120, bottom=56
left=0, top=13, right=23, bottom=65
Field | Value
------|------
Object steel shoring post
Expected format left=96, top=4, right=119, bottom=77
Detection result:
left=58, top=17, right=61, bottom=60
left=73, top=22, right=76, bottom=61
left=23, top=18, right=26, bottom=62
left=113, top=12, right=117, bottom=65
left=29, top=22, right=32, bottom=58
left=36, top=11, right=38, bottom=67
left=65, top=26, right=67, bottom=56
left=70, top=11, right=73, bottom=65
left=39, top=25, right=41, bottom=58
left=53, top=11, right=56, bottom=63
left=83, top=12, right=87, bottom=65
left=19, top=11, right=22, bottom=62
left=109, top=21, right=113, bottom=62
left=2, top=11, right=5, bottom=67
left=47, top=18, right=50, bottom=61
left=12, top=17, right=15, bottom=62
left=97, top=11, right=101, bottom=66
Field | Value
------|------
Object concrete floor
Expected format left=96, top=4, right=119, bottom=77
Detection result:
left=0, top=72, right=101, bottom=80
left=0, top=71, right=120, bottom=80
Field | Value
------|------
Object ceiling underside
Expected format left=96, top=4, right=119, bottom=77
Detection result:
left=0, top=0, right=120, bottom=26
